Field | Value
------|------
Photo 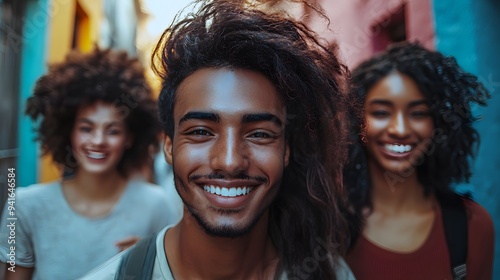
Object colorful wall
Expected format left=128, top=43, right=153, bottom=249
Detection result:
left=33, top=0, right=103, bottom=183
left=297, top=0, right=435, bottom=68
left=16, top=0, right=50, bottom=188
left=2, top=0, right=102, bottom=187
left=433, top=0, right=500, bottom=277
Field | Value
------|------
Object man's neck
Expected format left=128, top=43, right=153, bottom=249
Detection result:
left=164, top=210, right=281, bottom=280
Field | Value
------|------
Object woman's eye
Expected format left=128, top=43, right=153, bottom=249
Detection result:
left=108, top=129, right=122, bottom=135
left=370, top=110, right=389, bottom=117
left=411, top=111, right=431, bottom=118
left=79, top=127, right=91, bottom=133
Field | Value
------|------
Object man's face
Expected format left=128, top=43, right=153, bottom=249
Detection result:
left=164, top=67, right=289, bottom=238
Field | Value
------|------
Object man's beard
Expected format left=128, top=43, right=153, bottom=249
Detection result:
left=173, top=171, right=271, bottom=238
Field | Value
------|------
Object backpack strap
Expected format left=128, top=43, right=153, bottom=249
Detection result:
left=115, top=233, right=158, bottom=280
left=439, top=193, right=468, bottom=280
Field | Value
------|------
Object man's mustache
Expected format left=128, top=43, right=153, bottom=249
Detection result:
left=188, top=173, right=268, bottom=183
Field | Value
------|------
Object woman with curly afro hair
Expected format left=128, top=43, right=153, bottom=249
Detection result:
left=344, top=42, right=494, bottom=280
left=0, top=48, right=180, bottom=280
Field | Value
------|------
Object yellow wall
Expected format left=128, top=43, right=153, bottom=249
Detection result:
left=78, top=0, right=103, bottom=52
left=47, top=0, right=76, bottom=63
left=40, top=0, right=102, bottom=182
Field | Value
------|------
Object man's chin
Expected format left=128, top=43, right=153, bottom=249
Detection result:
left=191, top=211, right=254, bottom=238
left=201, top=224, right=252, bottom=238
left=186, top=205, right=264, bottom=238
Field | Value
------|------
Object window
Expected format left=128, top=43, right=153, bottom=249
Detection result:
left=371, top=4, right=406, bottom=53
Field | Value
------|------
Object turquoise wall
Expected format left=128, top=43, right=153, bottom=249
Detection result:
left=17, top=0, right=50, bottom=187
left=433, top=0, right=500, bottom=278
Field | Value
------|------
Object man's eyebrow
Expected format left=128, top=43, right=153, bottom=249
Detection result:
left=179, top=112, right=220, bottom=125
left=242, top=113, right=283, bottom=127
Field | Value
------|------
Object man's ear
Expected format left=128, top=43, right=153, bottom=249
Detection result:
left=164, top=135, right=173, bottom=165
left=284, top=141, right=290, bottom=167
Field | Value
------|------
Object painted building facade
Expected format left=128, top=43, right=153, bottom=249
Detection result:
left=1, top=0, right=498, bottom=278
left=0, top=0, right=103, bottom=189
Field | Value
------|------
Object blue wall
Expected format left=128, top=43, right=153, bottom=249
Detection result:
left=433, top=0, right=500, bottom=278
left=17, top=0, right=50, bottom=187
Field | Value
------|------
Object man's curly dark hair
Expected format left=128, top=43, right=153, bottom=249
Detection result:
left=152, top=0, right=353, bottom=278
left=344, top=41, right=491, bottom=240
left=25, top=48, right=161, bottom=176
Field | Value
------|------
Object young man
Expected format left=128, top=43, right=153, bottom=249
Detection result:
left=83, top=0, right=355, bottom=279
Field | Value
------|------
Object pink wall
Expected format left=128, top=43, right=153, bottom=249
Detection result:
left=299, top=0, right=435, bottom=69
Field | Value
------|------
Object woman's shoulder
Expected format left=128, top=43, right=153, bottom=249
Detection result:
left=462, top=198, right=494, bottom=233
left=461, top=198, right=495, bottom=278
left=17, top=180, right=61, bottom=199
left=12, top=180, right=62, bottom=216
left=127, top=178, right=169, bottom=200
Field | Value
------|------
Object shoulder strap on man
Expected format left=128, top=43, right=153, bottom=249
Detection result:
left=439, top=193, right=468, bottom=280
left=115, top=233, right=158, bottom=280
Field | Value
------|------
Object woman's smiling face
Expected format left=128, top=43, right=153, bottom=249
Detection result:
left=71, top=101, right=131, bottom=176
left=364, top=72, right=435, bottom=176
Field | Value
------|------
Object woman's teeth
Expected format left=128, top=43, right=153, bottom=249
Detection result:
left=385, top=144, right=412, bottom=153
left=87, top=151, right=106, bottom=159
left=203, top=185, right=254, bottom=197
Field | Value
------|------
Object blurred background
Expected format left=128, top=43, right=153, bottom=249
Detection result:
left=1, top=0, right=499, bottom=278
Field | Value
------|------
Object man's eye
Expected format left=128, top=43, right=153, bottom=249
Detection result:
left=249, top=132, right=272, bottom=138
left=79, top=127, right=91, bottom=133
left=189, top=129, right=211, bottom=136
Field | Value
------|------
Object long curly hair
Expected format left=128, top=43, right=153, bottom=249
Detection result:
left=345, top=42, right=491, bottom=240
left=152, top=0, right=353, bottom=278
left=26, top=48, right=161, bottom=176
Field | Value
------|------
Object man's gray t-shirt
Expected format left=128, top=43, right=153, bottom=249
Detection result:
left=81, top=225, right=356, bottom=280
left=0, top=179, right=182, bottom=280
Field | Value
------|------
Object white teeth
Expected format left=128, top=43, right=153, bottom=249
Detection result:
left=203, top=185, right=254, bottom=197
left=385, top=144, right=412, bottom=153
left=87, top=151, right=106, bottom=159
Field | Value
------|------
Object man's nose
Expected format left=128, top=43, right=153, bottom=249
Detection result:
left=210, top=129, right=249, bottom=176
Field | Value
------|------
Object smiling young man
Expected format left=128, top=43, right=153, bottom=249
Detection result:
left=82, top=0, right=356, bottom=279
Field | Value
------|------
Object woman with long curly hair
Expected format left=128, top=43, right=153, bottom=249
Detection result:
left=0, top=48, right=180, bottom=279
left=345, top=42, right=494, bottom=280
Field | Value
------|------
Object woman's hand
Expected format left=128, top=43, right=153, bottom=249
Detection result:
left=115, top=236, right=141, bottom=252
